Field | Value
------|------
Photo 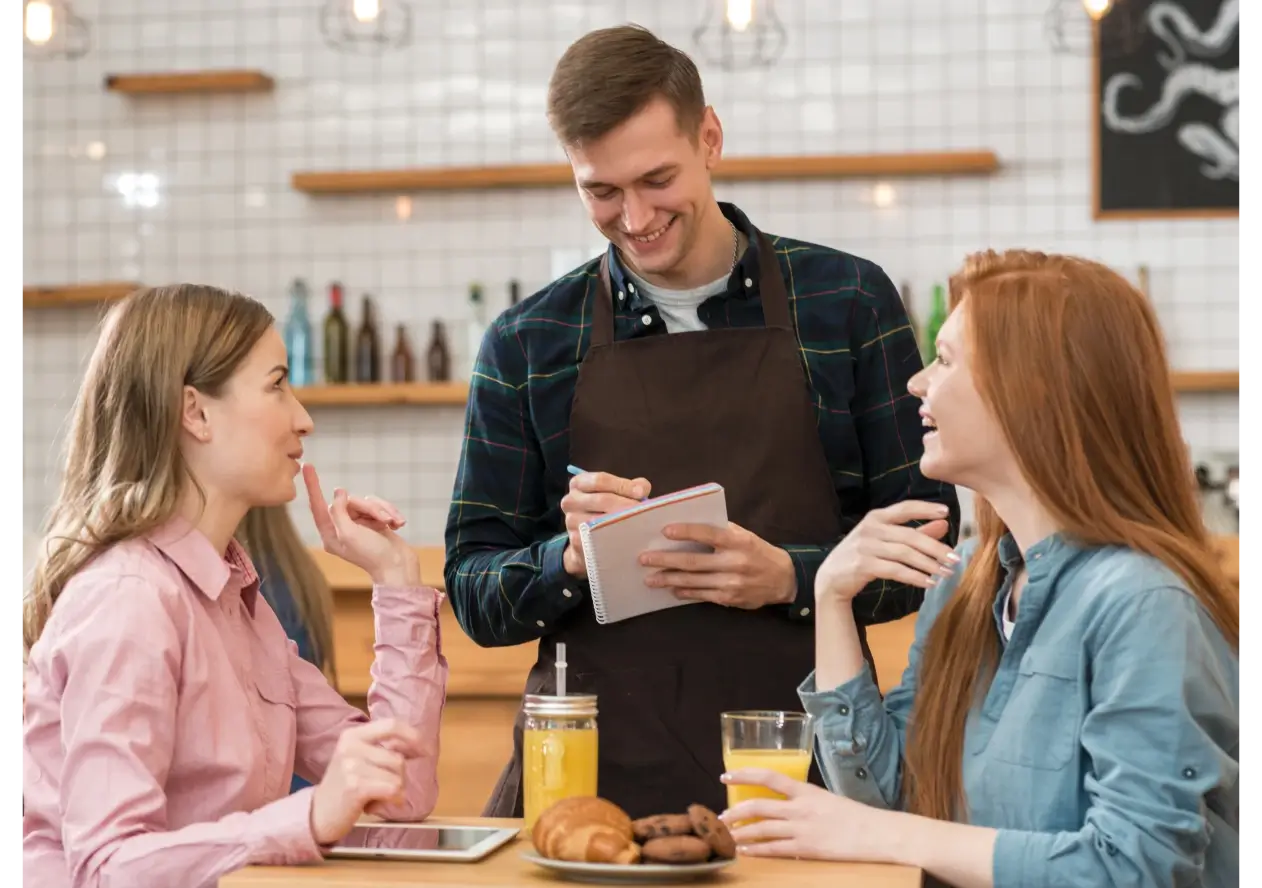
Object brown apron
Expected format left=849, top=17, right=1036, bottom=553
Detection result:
left=485, top=232, right=876, bottom=819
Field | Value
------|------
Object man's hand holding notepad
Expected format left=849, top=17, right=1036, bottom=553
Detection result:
left=576, top=482, right=729, bottom=625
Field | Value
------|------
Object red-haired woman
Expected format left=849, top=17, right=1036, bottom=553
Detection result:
left=720, top=251, right=1238, bottom=888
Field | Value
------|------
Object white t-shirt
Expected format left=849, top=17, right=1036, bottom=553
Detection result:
left=624, top=267, right=728, bottom=333
left=1001, top=585, right=1016, bottom=641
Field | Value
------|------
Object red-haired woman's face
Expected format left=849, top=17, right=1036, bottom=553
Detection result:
left=908, top=304, right=1014, bottom=492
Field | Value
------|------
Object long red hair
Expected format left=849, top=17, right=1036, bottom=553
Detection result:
left=902, top=249, right=1238, bottom=821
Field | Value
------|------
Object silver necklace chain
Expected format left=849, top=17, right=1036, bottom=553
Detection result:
left=728, top=220, right=740, bottom=272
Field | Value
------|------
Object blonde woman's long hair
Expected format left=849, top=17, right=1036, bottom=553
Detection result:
left=24, top=284, right=275, bottom=653
left=237, top=505, right=336, bottom=677
left=902, top=250, right=1238, bottom=823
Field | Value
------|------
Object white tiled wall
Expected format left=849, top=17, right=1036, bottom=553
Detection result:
left=23, top=0, right=1239, bottom=546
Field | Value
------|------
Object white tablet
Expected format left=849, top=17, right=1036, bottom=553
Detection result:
left=326, top=822, right=519, bottom=862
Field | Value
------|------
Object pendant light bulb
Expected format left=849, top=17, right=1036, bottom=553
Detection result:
left=1083, top=0, right=1113, bottom=21
left=352, top=0, right=380, bottom=24
left=725, top=0, right=753, bottom=32
left=25, top=0, right=54, bottom=45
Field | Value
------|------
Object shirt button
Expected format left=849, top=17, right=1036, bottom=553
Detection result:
left=628, top=283, right=636, bottom=293
left=838, top=704, right=850, bottom=716
left=618, top=291, right=625, bottom=301
left=536, top=620, right=545, bottom=627
left=744, top=277, right=753, bottom=288
left=799, top=607, right=810, bottom=617
left=855, top=768, right=868, bottom=779
left=1182, top=767, right=1197, bottom=779
left=641, top=314, right=653, bottom=326
left=562, top=589, right=573, bottom=598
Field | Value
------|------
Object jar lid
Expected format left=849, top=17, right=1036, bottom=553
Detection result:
left=524, top=693, right=598, bottom=717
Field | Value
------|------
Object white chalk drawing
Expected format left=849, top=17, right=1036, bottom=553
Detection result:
left=1101, top=0, right=1238, bottom=181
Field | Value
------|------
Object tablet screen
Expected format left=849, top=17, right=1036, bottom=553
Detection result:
left=335, top=824, right=498, bottom=853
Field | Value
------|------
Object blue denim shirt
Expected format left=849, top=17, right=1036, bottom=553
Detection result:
left=801, top=533, right=1238, bottom=887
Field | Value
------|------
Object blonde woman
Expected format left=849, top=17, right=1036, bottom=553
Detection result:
left=23, top=285, right=449, bottom=888
left=720, top=251, right=1238, bottom=886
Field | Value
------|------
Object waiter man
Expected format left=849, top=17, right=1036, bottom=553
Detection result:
left=444, top=24, right=959, bottom=819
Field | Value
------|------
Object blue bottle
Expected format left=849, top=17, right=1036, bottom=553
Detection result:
left=284, top=278, right=314, bottom=387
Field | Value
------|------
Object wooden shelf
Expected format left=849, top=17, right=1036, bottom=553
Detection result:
left=293, top=382, right=468, bottom=407
left=23, top=282, right=140, bottom=309
left=105, top=69, right=274, bottom=96
left=1172, top=371, right=1238, bottom=392
left=292, top=150, right=1001, bottom=195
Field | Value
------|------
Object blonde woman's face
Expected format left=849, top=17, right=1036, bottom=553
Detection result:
left=186, top=326, right=313, bottom=508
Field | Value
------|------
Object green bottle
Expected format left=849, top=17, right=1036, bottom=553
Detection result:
left=922, top=284, right=948, bottom=365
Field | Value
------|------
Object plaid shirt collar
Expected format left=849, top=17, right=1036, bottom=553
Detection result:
left=605, top=201, right=766, bottom=312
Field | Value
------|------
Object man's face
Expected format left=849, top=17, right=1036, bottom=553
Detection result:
left=566, top=96, right=723, bottom=282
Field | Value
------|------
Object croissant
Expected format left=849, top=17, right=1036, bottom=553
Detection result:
left=532, top=796, right=641, bottom=864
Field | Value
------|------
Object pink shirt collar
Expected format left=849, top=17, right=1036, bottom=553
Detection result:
left=147, top=516, right=262, bottom=616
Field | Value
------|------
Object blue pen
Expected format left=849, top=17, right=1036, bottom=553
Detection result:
left=567, top=465, right=648, bottom=502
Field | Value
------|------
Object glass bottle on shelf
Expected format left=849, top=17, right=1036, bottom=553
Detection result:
left=283, top=278, right=314, bottom=387
left=466, top=283, right=487, bottom=378
left=354, top=294, right=381, bottom=383
left=323, top=281, right=350, bottom=385
left=426, top=320, right=451, bottom=382
left=391, top=323, right=415, bottom=383
left=922, top=283, right=947, bottom=365
left=509, top=279, right=521, bottom=307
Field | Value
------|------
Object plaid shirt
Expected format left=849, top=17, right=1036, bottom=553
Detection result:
left=444, top=203, right=960, bottom=647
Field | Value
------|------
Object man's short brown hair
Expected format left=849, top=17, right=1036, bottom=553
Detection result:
left=547, top=24, right=707, bottom=147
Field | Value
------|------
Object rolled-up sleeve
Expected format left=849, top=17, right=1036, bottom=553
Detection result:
left=993, top=586, right=1237, bottom=887
left=290, top=585, right=449, bottom=822
left=798, top=569, right=959, bottom=809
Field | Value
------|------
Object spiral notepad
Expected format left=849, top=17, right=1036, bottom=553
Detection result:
left=578, top=482, right=729, bottom=625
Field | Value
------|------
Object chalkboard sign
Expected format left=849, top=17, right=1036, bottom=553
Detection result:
left=1094, top=0, right=1239, bottom=218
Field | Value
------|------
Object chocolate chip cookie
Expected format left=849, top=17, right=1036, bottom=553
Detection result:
left=631, top=813, right=695, bottom=842
left=687, top=803, right=737, bottom=859
left=641, top=834, right=712, bottom=864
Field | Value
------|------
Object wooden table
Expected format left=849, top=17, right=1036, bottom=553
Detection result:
left=221, top=817, right=924, bottom=887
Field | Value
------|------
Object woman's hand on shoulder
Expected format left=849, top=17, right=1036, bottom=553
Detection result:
left=302, top=464, right=420, bottom=587
left=815, top=501, right=958, bottom=602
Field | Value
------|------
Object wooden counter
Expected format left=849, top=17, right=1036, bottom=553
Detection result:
left=221, top=817, right=923, bottom=887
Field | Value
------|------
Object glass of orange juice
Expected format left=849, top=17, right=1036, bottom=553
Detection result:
left=522, top=693, right=599, bottom=830
left=720, top=710, right=815, bottom=816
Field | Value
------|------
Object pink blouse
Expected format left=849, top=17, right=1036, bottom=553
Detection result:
left=22, top=517, right=449, bottom=888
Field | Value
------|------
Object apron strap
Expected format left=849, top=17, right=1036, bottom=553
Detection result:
left=754, top=232, right=792, bottom=330
left=591, top=230, right=793, bottom=349
left=593, top=251, right=616, bottom=349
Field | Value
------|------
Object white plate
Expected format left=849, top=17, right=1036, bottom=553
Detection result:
left=520, top=851, right=735, bottom=884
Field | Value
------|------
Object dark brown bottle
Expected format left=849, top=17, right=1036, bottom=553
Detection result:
left=353, top=294, right=381, bottom=383
left=509, top=279, right=521, bottom=306
left=323, top=281, right=349, bottom=384
left=425, top=320, right=451, bottom=382
left=391, top=323, right=415, bottom=382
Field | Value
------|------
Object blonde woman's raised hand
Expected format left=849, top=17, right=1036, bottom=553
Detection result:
left=303, top=463, right=420, bottom=587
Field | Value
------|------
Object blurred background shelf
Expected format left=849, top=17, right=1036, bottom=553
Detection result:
left=23, top=282, right=140, bottom=308
left=1172, top=371, right=1238, bottom=392
left=292, top=150, right=1002, bottom=195
left=104, top=69, right=274, bottom=95
left=293, top=382, right=468, bottom=406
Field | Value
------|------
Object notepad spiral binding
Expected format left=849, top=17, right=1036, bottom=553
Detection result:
left=578, top=522, right=609, bottom=623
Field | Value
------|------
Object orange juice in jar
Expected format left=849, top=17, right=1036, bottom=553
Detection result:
left=522, top=693, right=599, bottom=830
left=721, top=711, right=815, bottom=821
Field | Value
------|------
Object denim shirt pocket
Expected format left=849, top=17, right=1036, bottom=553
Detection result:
left=988, top=649, right=1082, bottom=771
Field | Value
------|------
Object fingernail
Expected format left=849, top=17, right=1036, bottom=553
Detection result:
left=945, top=552, right=961, bottom=563
left=632, top=485, right=646, bottom=498
left=720, top=772, right=731, bottom=782
left=662, top=526, right=677, bottom=539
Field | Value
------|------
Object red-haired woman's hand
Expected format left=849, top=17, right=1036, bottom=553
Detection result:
left=815, top=501, right=958, bottom=601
